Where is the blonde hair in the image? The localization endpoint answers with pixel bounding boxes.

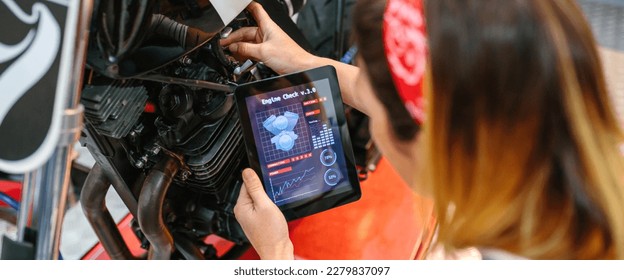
[423,0,624,259]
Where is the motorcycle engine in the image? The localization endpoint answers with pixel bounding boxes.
[78,0,285,259]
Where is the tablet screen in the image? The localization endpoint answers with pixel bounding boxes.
[236,66,361,219]
[244,78,351,206]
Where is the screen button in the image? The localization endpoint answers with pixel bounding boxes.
[324,168,341,186]
[320,148,337,166]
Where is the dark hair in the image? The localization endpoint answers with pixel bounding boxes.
[353,0,420,141]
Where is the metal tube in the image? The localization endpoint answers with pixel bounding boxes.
[80,164,134,260]
[30,169,43,231]
[16,170,39,242]
[173,233,205,260]
[31,0,93,260]
[33,106,84,259]
[138,156,180,260]
[34,148,72,260]
[68,0,93,108]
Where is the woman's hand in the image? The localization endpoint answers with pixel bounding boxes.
[234,168,294,260]
[222,2,367,115]
[220,2,317,75]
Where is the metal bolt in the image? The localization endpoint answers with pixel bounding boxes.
[149,145,161,155]
[180,170,191,181]
[134,160,145,169]
[180,56,192,65]
[134,155,149,169]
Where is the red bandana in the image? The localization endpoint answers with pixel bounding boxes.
[383,0,427,124]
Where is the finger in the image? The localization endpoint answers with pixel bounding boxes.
[236,182,253,208]
[220,27,259,46]
[228,42,263,62]
[247,2,276,29]
[242,168,272,206]
[234,182,254,216]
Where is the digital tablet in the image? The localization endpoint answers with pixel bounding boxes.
[235,66,361,220]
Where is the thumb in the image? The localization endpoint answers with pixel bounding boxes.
[229,42,263,61]
[236,181,253,209]
[242,168,272,206]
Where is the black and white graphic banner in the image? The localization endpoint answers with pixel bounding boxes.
[0,0,79,173]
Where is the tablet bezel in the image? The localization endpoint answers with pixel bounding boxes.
[234,65,361,221]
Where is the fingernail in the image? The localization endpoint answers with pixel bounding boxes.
[242,169,255,180]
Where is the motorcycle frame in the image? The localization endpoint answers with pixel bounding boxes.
[10,0,93,260]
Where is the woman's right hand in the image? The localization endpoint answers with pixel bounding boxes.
[220,2,318,75]
[222,2,367,116]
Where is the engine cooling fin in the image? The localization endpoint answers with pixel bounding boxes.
[82,80,148,139]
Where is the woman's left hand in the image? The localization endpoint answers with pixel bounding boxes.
[234,168,294,260]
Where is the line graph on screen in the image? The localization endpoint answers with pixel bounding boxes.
[270,167,318,203]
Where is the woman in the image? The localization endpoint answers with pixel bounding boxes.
[222,0,624,259]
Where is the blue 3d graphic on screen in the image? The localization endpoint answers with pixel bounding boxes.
[263,112,299,152]
[245,78,348,206]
